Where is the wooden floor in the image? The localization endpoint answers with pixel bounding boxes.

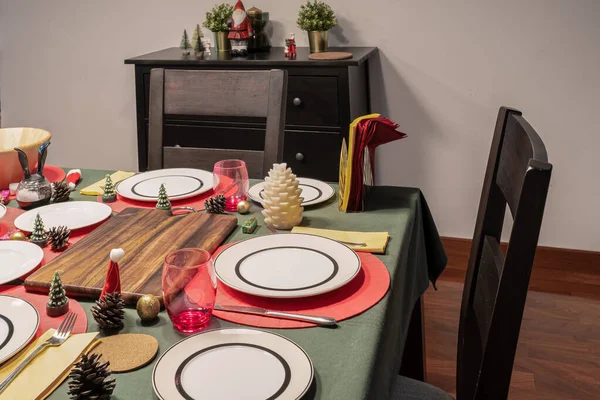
[424,280,600,399]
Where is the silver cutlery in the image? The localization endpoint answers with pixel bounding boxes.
[265,224,366,247]
[0,312,78,393]
[215,305,337,326]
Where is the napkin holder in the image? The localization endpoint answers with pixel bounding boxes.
[338,116,407,212]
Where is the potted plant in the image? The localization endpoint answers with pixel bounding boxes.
[203,3,234,52]
[297,0,337,53]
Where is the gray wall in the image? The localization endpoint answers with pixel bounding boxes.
[1,0,599,251]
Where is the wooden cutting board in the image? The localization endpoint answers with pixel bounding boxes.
[25,208,237,304]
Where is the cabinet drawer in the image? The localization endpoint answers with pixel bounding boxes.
[286,76,339,128]
[283,130,341,181]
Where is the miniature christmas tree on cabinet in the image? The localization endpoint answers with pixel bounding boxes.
[192,24,205,55]
[261,163,304,229]
[156,184,171,211]
[46,271,69,317]
[180,29,192,55]
[30,213,48,247]
[102,174,117,203]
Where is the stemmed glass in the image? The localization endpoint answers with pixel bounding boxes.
[162,248,217,333]
[213,159,249,212]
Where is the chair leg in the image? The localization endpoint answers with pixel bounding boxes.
[400,296,427,381]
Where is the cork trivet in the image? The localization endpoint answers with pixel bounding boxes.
[308,51,353,61]
[93,334,159,373]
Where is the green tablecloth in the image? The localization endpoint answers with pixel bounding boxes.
[9,169,446,400]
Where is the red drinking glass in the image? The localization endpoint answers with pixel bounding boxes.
[162,248,217,333]
[213,159,249,212]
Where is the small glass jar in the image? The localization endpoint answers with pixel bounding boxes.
[15,174,52,209]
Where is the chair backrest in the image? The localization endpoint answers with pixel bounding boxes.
[148,68,287,178]
[457,107,552,399]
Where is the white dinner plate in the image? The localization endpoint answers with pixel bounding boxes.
[14,201,112,232]
[0,296,39,364]
[248,178,335,207]
[214,233,361,298]
[0,204,6,220]
[153,328,313,400]
[116,168,214,202]
[0,241,44,285]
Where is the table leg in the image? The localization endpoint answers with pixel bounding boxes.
[399,296,427,381]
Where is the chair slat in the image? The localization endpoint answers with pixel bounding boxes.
[163,147,264,178]
[164,70,270,117]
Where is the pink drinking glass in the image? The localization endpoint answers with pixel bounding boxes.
[162,248,217,333]
[213,159,249,211]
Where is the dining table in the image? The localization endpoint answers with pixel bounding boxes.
[2,168,447,400]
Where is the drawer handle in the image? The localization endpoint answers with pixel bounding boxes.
[293,97,302,107]
[295,152,304,161]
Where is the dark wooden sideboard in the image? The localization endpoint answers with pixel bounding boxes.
[125,46,377,180]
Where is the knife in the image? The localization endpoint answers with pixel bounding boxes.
[214,305,337,326]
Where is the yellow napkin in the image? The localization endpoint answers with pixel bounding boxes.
[79,171,135,195]
[291,226,390,254]
[0,330,98,400]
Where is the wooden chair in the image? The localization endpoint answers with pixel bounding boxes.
[147,68,287,178]
[393,107,552,400]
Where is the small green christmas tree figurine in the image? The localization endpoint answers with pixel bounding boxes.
[180,29,192,54]
[46,271,69,317]
[156,183,171,211]
[30,213,48,247]
[192,24,204,52]
[194,34,206,55]
[102,174,117,203]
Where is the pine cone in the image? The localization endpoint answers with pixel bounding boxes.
[91,292,125,334]
[52,180,71,203]
[204,194,227,214]
[68,353,116,400]
[48,225,71,251]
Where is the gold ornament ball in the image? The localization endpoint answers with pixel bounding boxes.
[237,200,250,214]
[136,294,160,321]
[10,231,27,241]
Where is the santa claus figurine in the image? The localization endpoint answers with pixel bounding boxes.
[228,0,253,57]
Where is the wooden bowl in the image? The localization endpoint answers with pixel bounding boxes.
[0,128,52,190]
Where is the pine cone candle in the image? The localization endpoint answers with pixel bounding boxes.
[91,292,125,334]
[48,225,71,251]
[52,180,71,203]
[46,271,69,317]
[204,194,227,214]
[67,353,116,400]
[261,163,304,229]
[29,213,48,247]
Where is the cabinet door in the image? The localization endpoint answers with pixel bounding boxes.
[283,130,341,182]
[286,76,340,128]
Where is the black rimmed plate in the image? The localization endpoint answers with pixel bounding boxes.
[214,233,361,298]
[248,178,335,207]
[115,168,214,202]
[152,328,314,400]
[0,295,39,364]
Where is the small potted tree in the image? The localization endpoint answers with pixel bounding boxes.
[297,0,338,53]
[203,3,234,53]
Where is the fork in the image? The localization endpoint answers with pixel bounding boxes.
[0,312,77,393]
[265,223,367,247]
